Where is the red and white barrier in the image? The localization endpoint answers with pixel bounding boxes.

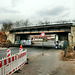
[19,48,23,53]
[7,49,11,57]
[19,45,23,53]
[0,49,27,75]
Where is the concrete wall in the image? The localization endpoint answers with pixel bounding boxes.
[68,33,72,46]
[5,32,15,44]
[8,33,15,44]
[71,27,75,44]
[68,26,75,46]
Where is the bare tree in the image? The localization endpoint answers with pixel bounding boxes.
[2,22,13,31]
[44,21,50,25]
[38,21,44,25]
[15,21,20,27]
[23,19,29,27]
[56,20,71,24]
[38,21,50,25]
[14,19,30,28]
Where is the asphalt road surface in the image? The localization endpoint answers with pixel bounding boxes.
[0,47,49,59]
[0,41,56,59]
[12,49,62,75]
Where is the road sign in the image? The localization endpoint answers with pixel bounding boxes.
[41,32,45,37]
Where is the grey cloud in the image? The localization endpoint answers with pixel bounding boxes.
[61,12,70,17]
[38,6,69,16]
[0,19,12,24]
[11,0,22,7]
[0,8,19,13]
[11,0,18,7]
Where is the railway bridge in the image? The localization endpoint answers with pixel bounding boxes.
[10,23,72,45]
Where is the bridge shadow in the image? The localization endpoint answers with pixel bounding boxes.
[13,44,62,50]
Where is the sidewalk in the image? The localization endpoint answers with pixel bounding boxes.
[0,47,8,50]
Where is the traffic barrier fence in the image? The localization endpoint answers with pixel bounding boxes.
[0,49,27,75]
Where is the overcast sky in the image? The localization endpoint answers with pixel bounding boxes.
[0,0,75,24]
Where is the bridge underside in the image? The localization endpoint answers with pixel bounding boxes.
[10,23,72,44]
[15,32,68,41]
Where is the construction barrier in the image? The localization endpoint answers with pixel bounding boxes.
[0,49,27,75]
[7,49,11,57]
[19,48,23,53]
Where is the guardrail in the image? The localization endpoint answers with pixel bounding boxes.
[0,49,27,75]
